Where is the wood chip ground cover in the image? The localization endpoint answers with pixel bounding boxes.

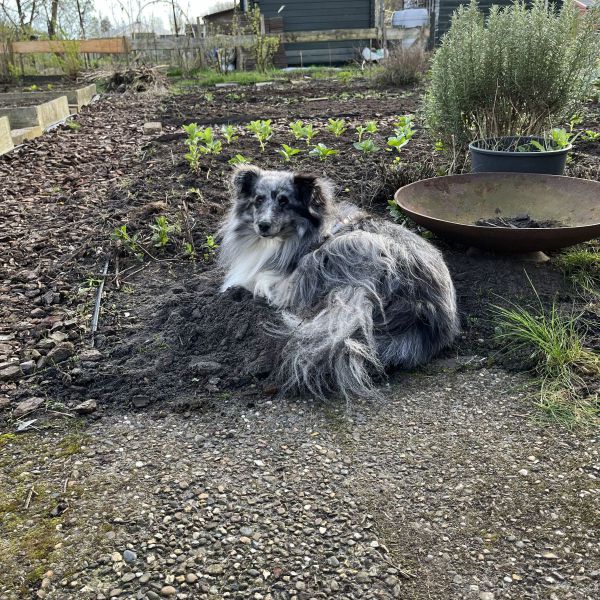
[0,76,599,600]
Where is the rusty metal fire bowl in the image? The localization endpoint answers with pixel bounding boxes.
[394,173,600,253]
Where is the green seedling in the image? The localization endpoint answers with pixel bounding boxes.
[365,121,378,134]
[203,235,218,261]
[434,140,445,152]
[183,123,202,171]
[327,118,346,137]
[309,143,339,161]
[354,139,380,154]
[112,225,142,259]
[356,121,378,142]
[228,154,250,165]
[67,121,81,131]
[247,119,273,151]
[150,216,180,248]
[289,120,317,145]
[183,242,196,260]
[387,199,409,225]
[278,144,301,162]
[290,120,307,140]
[204,92,215,102]
[221,124,238,144]
[581,130,600,142]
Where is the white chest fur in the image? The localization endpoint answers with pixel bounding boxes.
[221,236,284,301]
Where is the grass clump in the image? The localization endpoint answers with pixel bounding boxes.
[494,293,599,427]
[376,45,429,86]
[555,245,600,295]
[425,0,600,146]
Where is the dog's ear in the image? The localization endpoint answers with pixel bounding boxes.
[293,174,333,211]
[231,164,262,198]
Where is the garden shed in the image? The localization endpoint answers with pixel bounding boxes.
[244,0,376,65]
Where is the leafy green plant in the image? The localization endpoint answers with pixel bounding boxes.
[581,130,600,142]
[150,216,179,248]
[426,0,600,146]
[289,120,317,145]
[183,242,196,260]
[278,144,301,162]
[203,235,219,261]
[183,123,203,171]
[309,143,339,161]
[354,139,380,154]
[247,119,273,151]
[112,225,142,259]
[327,118,346,136]
[356,121,378,142]
[228,154,250,165]
[386,199,409,225]
[67,121,81,131]
[221,124,238,144]
[290,120,306,140]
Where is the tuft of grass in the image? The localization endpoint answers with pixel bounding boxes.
[555,245,600,295]
[493,293,599,427]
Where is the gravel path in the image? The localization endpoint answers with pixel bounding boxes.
[2,367,597,600]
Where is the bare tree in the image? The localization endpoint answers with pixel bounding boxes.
[47,0,59,37]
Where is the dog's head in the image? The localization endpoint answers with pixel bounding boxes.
[230,165,333,239]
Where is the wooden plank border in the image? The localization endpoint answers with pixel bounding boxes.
[12,37,130,55]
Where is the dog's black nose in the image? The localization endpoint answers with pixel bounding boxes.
[258,221,271,233]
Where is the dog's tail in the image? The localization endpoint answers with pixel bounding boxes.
[278,285,384,401]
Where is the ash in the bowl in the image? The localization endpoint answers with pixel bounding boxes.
[475,214,565,229]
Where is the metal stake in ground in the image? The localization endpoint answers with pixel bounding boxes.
[91,259,109,347]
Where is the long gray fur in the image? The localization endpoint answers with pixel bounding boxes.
[218,165,460,400]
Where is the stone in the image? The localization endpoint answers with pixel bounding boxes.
[123,549,137,563]
[79,349,102,362]
[185,573,198,583]
[46,342,75,364]
[13,397,44,417]
[132,395,150,408]
[0,396,10,410]
[121,573,136,583]
[518,469,529,476]
[74,399,97,415]
[0,363,21,381]
[111,551,123,562]
[109,590,122,598]
[20,360,36,375]
[479,593,495,600]
[143,122,163,135]
[205,564,224,575]
[327,556,340,568]
[188,358,223,375]
[356,571,370,582]
[160,586,176,597]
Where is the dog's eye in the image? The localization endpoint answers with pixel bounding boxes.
[255,195,265,205]
[278,196,289,206]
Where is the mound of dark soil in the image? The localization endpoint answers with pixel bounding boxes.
[475,215,564,228]
[78,272,285,409]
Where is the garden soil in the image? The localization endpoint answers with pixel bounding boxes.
[1,76,599,600]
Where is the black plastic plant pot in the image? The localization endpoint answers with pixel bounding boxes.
[469,136,571,175]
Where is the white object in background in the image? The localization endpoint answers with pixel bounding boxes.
[391,8,429,29]
[361,47,387,62]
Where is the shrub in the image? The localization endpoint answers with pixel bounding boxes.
[425,0,600,147]
[376,45,429,86]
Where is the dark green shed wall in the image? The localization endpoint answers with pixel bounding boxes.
[253,0,375,65]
